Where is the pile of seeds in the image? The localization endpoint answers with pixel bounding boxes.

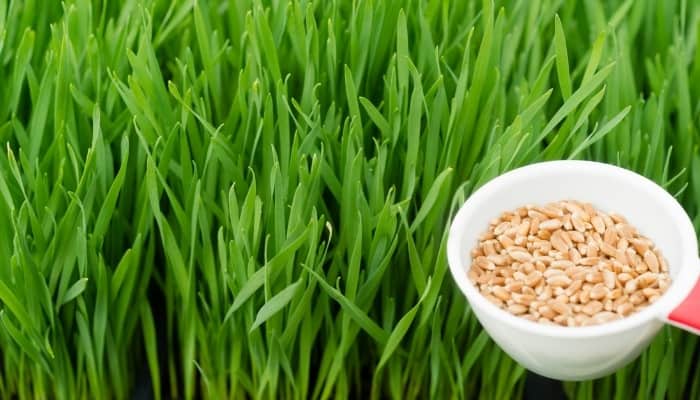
[468,200,672,327]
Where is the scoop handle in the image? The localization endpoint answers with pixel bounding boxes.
[666,276,700,335]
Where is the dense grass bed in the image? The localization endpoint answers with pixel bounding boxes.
[0,0,699,398]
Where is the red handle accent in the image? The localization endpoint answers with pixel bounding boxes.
[668,278,700,335]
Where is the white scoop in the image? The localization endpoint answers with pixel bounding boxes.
[447,160,700,380]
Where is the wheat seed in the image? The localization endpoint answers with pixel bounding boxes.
[468,201,672,327]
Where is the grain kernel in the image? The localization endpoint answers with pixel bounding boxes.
[550,232,569,253]
[490,276,506,285]
[484,294,503,306]
[542,205,564,218]
[540,219,563,231]
[487,254,509,266]
[497,234,515,248]
[606,288,622,300]
[565,279,583,296]
[616,302,634,316]
[629,292,645,306]
[494,221,511,235]
[582,301,603,316]
[492,286,511,301]
[538,305,556,319]
[600,242,617,258]
[569,248,582,263]
[569,231,585,243]
[521,262,535,273]
[657,253,669,272]
[529,217,540,235]
[547,275,572,287]
[509,250,533,262]
[524,271,542,287]
[517,221,530,237]
[560,231,574,248]
[589,283,608,300]
[579,288,590,303]
[477,273,492,285]
[591,216,606,234]
[630,238,649,255]
[468,269,481,282]
[571,213,586,232]
[512,293,535,306]
[543,268,566,278]
[637,272,657,288]
[604,299,614,311]
[551,260,575,269]
[615,249,628,265]
[569,293,579,304]
[643,250,659,273]
[610,213,627,223]
[506,281,523,293]
[575,314,590,326]
[508,304,528,314]
[550,301,571,315]
[585,272,603,284]
[593,311,621,323]
[603,270,616,289]
[522,286,536,296]
[613,295,629,309]
[537,286,552,301]
[579,257,600,266]
[586,242,599,257]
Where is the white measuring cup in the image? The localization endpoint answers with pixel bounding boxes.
[447,161,700,380]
